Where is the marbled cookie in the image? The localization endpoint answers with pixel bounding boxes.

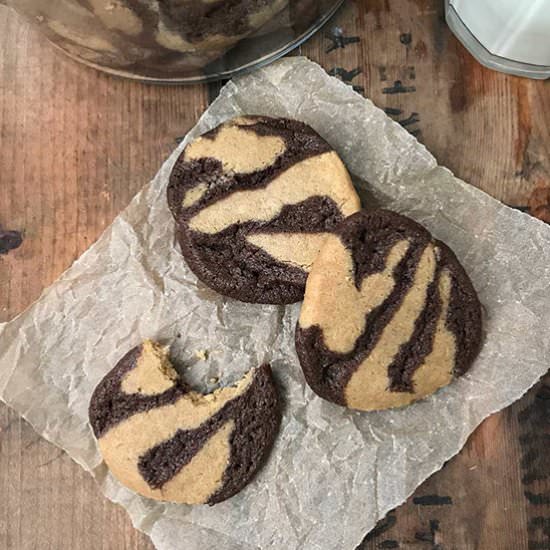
[156,0,289,53]
[89,340,280,504]
[167,116,361,304]
[295,210,483,411]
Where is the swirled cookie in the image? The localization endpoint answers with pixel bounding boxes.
[167,116,361,304]
[295,210,483,411]
[156,0,289,53]
[89,340,280,504]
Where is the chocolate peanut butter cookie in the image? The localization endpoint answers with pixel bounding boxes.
[89,340,280,504]
[295,210,482,411]
[156,0,289,52]
[11,0,291,78]
[167,116,361,304]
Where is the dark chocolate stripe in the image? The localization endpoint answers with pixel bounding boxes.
[158,0,274,41]
[177,196,346,304]
[336,243,430,387]
[296,242,428,405]
[137,364,280,504]
[209,365,280,504]
[442,245,484,377]
[89,345,189,439]
[386,264,444,393]
[381,240,482,390]
[296,209,483,408]
[167,117,333,223]
[338,207,433,287]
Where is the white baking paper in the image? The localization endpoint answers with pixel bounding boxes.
[1,57,549,550]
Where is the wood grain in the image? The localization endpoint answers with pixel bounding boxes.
[1,0,549,548]
[300,0,550,206]
[0,5,206,549]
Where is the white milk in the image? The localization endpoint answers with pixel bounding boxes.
[450,0,550,66]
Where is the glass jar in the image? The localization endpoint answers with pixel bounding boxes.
[1,0,344,82]
[446,0,550,80]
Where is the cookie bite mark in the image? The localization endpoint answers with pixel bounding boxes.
[300,236,410,354]
[121,340,178,396]
[89,344,280,505]
[245,232,331,271]
[97,369,254,501]
[138,364,280,504]
[188,152,358,234]
[184,123,286,174]
[345,245,439,410]
[89,345,189,439]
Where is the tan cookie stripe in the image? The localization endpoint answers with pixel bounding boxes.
[184,122,287,175]
[299,236,411,353]
[408,270,456,399]
[187,151,360,234]
[344,249,456,411]
[246,232,333,272]
[182,183,209,208]
[100,345,254,504]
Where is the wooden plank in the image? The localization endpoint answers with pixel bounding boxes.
[0,0,549,548]
[0,5,206,549]
[300,0,550,206]
[359,377,550,550]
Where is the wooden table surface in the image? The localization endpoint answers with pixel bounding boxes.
[1,1,549,549]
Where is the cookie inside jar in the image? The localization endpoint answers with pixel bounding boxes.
[4,0,344,81]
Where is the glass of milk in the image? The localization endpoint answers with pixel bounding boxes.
[446,0,550,79]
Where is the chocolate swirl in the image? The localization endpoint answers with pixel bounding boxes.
[167,116,361,304]
[296,210,483,411]
[89,341,280,504]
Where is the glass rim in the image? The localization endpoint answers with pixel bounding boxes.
[445,0,550,80]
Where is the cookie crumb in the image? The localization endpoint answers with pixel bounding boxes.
[195,349,209,361]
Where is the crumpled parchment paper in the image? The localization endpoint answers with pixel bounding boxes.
[1,57,549,550]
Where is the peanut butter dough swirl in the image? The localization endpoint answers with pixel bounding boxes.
[167,116,361,304]
[296,210,483,412]
[89,340,280,504]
